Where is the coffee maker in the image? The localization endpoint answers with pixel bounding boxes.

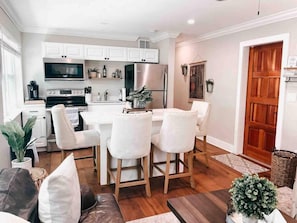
[27,81,39,100]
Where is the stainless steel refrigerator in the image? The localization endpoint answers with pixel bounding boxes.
[125,63,168,109]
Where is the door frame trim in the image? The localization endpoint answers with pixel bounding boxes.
[234,33,289,155]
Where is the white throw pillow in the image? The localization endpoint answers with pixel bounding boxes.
[38,153,81,223]
[0,212,30,223]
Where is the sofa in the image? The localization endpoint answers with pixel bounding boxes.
[0,154,124,223]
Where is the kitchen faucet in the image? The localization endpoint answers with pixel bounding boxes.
[104,89,108,101]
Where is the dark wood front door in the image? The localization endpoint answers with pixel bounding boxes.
[243,42,282,165]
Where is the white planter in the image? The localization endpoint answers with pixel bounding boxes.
[11,157,32,170]
[242,215,258,223]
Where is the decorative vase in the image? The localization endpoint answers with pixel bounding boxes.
[11,157,32,170]
[133,98,146,109]
[89,71,97,78]
[242,215,258,223]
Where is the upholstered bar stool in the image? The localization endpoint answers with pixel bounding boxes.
[191,101,211,167]
[150,110,197,194]
[106,112,152,200]
[51,104,101,183]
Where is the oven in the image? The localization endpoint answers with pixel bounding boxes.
[46,88,87,152]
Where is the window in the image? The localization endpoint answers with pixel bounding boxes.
[0,30,23,121]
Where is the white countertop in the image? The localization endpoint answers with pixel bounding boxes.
[80,108,181,125]
[87,100,126,105]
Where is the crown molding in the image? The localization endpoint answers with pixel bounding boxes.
[0,0,22,31]
[150,32,180,43]
[177,7,297,48]
[22,26,141,41]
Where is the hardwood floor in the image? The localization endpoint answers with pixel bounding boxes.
[37,140,262,221]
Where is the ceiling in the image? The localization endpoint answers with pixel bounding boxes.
[1,0,297,43]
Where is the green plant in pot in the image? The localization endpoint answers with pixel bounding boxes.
[0,116,37,167]
[229,174,277,222]
[126,85,152,108]
[88,68,98,78]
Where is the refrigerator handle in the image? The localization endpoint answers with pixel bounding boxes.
[163,70,168,108]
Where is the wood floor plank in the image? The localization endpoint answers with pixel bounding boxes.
[37,141,259,221]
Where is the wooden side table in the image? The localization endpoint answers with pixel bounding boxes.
[30,167,48,190]
[167,189,297,223]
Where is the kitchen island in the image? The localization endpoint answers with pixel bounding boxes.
[81,108,183,185]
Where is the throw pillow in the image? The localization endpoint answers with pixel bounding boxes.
[0,212,30,223]
[38,153,81,223]
[0,168,38,221]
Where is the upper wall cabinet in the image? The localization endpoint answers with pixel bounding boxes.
[42,42,159,63]
[84,45,127,62]
[126,48,159,63]
[42,42,84,59]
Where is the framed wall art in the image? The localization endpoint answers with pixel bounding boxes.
[189,61,206,101]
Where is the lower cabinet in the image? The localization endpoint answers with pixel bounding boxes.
[22,102,47,148]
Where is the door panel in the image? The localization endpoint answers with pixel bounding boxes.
[243,42,282,165]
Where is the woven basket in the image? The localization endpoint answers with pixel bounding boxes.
[270,150,297,188]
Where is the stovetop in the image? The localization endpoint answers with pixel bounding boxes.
[45,88,87,108]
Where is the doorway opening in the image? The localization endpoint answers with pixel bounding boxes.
[234,34,289,166]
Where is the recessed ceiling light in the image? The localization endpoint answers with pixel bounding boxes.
[187,19,195,25]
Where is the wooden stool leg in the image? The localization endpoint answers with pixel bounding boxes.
[143,156,151,197]
[137,158,141,180]
[164,153,171,194]
[203,136,209,167]
[115,159,122,200]
[107,149,111,185]
[176,153,180,173]
[188,151,195,188]
[96,145,101,184]
[150,146,154,177]
[61,150,66,161]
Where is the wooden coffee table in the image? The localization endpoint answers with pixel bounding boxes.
[167,189,297,223]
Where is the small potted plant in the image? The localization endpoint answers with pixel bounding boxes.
[229,174,277,222]
[0,116,37,169]
[126,86,152,108]
[88,68,98,79]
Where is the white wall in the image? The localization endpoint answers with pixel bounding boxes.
[175,18,297,153]
[0,8,22,169]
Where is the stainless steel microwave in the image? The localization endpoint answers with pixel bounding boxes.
[44,58,85,81]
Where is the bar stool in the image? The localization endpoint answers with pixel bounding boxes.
[191,101,211,166]
[106,112,152,200]
[150,110,197,194]
[51,104,101,183]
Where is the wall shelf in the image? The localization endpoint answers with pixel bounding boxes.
[88,77,123,80]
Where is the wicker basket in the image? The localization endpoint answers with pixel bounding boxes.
[270,150,297,188]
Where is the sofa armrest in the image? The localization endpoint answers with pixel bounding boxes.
[80,193,124,223]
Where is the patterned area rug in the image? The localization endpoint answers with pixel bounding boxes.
[211,153,269,174]
[126,212,179,223]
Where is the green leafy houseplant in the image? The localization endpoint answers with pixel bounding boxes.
[88,68,98,73]
[126,86,152,108]
[229,174,277,220]
[0,116,37,162]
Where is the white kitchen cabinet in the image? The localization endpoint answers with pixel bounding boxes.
[84,45,127,61]
[22,102,47,148]
[42,42,84,59]
[127,48,159,63]
[43,41,159,62]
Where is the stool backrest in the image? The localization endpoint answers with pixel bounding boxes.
[159,111,197,153]
[191,101,211,135]
[51,104,76,149]
[109,112,152,159]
